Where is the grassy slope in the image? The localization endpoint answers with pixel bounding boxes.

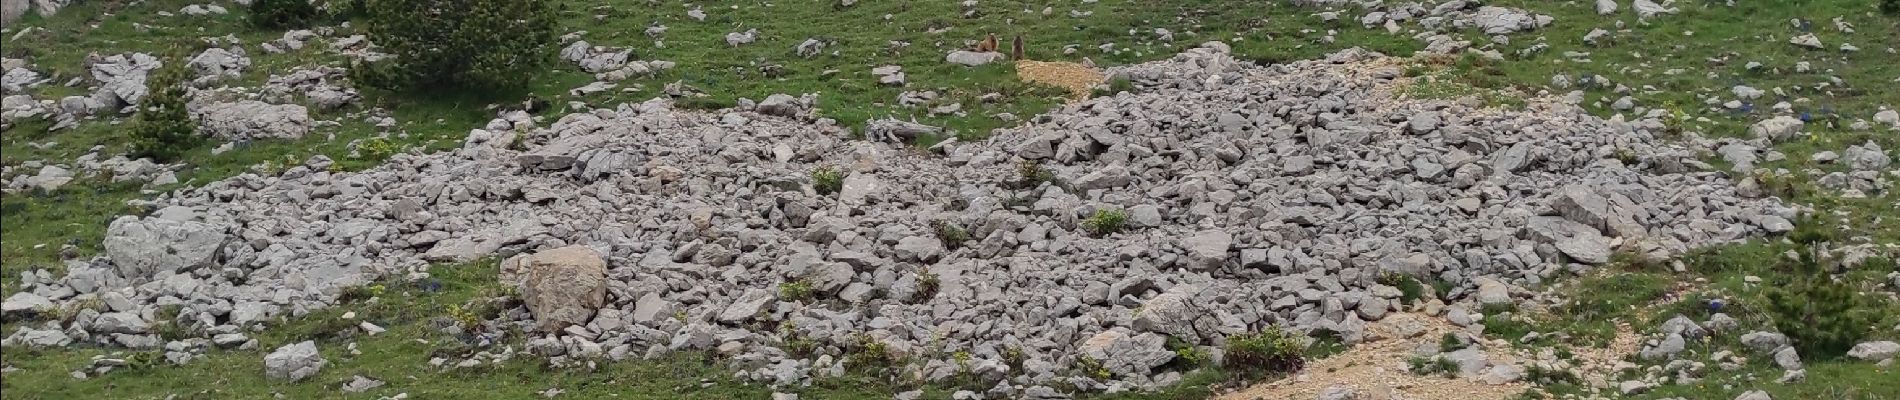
[2,0,1897,398]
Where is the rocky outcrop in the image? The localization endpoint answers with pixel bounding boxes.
[263,341,325,382]
[192,100,311,140]
[103,215,228,280]
[14,44,1788,392]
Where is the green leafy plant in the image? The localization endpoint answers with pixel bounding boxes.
[778,280,814,302]
[1014,160,1056,188]
[249,0,320,29]
[1438,333,1467,353]
[1378,272,1429,305]
[1082,208,1127,237]
[1406,355,1458,378]
[354,137,399,159]
[446,304,484,333]
[1765,249,1875,360]
[811,166,845,195]
[845,333,898,372]
[1075,355,1113,379]
[911,268,941,302]
[354,0,558,91]
[130,60,202,163]
[933,220,970,249]
[778,321,818,357]
[1090,76,1135,97]
[1224,326,1307,376]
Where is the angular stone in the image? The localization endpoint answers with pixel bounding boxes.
[514,246,609,332]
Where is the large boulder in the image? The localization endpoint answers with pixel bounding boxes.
[1550,185,1647,239]
[187,47,251,83]
[89,53,162,109]
[1848,341,1899,362]
[1181,230,1232,270]
[1076,329,1174,377]
[945,51,1003,66]
[264,341,325,382]
[103,216,228,280]
[1523,216,1611,264]
[193,101,311,140]
[1749,116,1804,142]
[509,245,609,332]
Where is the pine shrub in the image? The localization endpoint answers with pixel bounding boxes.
[249,0,320,29]
[1764,248,1875,360]
[130,61,202,162]
[354,0,558,91]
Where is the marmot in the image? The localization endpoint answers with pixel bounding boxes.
[976,33,998,52]
[1011,35,1024,60]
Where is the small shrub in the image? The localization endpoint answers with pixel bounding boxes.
[1014,160,1056,188]
[778,280,814,302]
[811,166,845,195]
[845,334,897,371]
[1075,355,1113,379]
[249,0,320,29]
[1090,76,1135,97]
[1003,346,1027,369]
[911,268,941,302]
[1224,326,1307,376]
[130,61,202,163]
[351,137,400,159]
[1379,273,1429,305]
[354,0,558,91]
[1407,355,1458,378]
[1438,333,1467,353]
[778,322,818,357]
[447,304,484,333]
[1524,364,1581,385]
[1082,208,1127,237]
[933,220,970,249]
[1765,249,1875,359]
[1883,0,1900,15]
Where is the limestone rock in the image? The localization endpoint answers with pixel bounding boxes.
[515,246,609,332]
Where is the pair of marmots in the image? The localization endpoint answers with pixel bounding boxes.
[975,34,1024,60]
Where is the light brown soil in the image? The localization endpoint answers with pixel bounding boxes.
[1216,313,1530,400]
[1015,60,1103,101]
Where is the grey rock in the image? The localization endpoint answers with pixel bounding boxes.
[1316,385,1359,400]
[718,289,775,323]
[894,236,945,263]
[1847,341,1899,362]
[514,246,609,332]
[1618,380,1651,395]
[1524,216,1611,264]
[341,375,384,393]
[1773,346,1802,370]
[103,216,227,280]
[1182,230,1232,270]
[1639,333,1686,360]
[1741,331,1789,354]
[1444,348,1489,376]
[946,50,1004,66]
[264,341,325,382]
[1749,116,1804,142]
[1,291,51,316]
[193,101,311,140]
[1735,390,1771,400]
[1595,0,1618,15]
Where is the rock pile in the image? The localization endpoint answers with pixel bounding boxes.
[2,44,1792,395]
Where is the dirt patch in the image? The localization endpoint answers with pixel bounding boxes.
[1015,60,1103,101]
[1217,313,1530,400]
